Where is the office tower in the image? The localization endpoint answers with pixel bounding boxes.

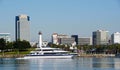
[111,32,120,44]
[71,35,78,45]
[92,30,109,45]
[15,14,30,41]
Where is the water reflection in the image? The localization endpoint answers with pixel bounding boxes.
[92,57,114,68]
[114,58,120,69]
[0,57,120,70]
[0,58,29,70]
[29,59,73,70]
[15,59,29,70]
[73,57,93,69]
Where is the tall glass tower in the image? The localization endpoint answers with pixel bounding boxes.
[15,14,30,41]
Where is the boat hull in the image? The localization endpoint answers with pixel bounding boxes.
[22,55,73,59]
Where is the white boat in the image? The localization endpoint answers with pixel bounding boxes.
[22,47,74,59]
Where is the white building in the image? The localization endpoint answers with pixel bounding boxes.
[52,33,69,45]
[111,32,120,44]
[57,34,69,38]
[59,38,75,45]
[52,33,58,44]
[78,37,92,45]
[0,33,11,42]
[93,30,109,45]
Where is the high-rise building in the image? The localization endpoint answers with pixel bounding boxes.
[92,30,109,45]
[71,35,78,45]
[15,14,30,41]
[111,32,120,44]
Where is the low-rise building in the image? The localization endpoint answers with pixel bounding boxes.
[52,33,69,45]
[59,38,75,45]
[0,33,11,42]
[78,37,92,45]
[71,35,78,45]
[111,32,120,44]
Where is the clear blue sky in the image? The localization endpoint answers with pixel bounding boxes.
[0,0,120,42]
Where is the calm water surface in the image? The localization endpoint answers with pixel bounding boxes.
[0,57,120,70]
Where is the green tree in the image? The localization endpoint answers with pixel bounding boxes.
[13,40,31,51]
[112,44,120,54]
[6,42,13,51]
[0,38,6,56]
[0,38,6,51]
[22,40,31,49]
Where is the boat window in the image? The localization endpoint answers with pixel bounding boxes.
[42,49,54,51]
[44,53,56,55]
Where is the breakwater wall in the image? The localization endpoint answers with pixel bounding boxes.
[78,53,115,57]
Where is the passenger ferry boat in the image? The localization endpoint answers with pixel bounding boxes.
[23,47,74,59]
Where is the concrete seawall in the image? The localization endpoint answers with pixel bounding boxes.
[78,53,115,57]
[0,54,25,58]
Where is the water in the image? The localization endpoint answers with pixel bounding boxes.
[0,57,120,70]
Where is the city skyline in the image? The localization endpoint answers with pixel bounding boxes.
[0,0,120,41]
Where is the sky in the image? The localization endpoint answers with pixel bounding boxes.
[0,0,120,42]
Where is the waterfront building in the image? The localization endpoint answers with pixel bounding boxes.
[15,14,30,41]
[0,33,11,42]
[78,37,92,45]
[57,34,69,38]
[111,32,120,44]
[59,38,75,45]
[57,34,69,44]
[52,33,58,45]
[92,30,109,45]
[71,35,78,45]
[51,33,69,45]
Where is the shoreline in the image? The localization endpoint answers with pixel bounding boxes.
[0,54,25,58]
[78,53,115,57]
